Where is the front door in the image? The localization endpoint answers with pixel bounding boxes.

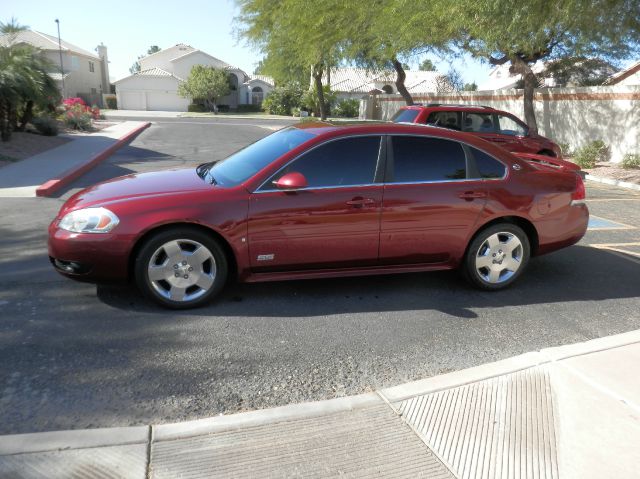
[248,135,384,272]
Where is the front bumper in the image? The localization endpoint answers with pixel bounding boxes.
[48,221,132,282]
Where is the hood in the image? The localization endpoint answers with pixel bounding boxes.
[61,168,214,213]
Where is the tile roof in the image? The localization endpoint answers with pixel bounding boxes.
[0,30,99,58]
[114,68,184,84]
[323,67,445,93]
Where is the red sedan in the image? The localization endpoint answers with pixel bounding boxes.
[49,122,588,309]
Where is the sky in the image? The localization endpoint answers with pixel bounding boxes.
[4,0,494,85]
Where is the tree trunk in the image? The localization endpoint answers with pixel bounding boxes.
[312,63,327,121]
[511,57,538,134]
[392,58,413,106]
[1,99,12,142]
[0,99,7,142]
[18,100,34,131]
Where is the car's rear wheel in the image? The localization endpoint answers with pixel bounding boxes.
[463,223,530,290]
[134,227,228,309]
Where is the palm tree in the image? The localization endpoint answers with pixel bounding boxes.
[0,19,60,140]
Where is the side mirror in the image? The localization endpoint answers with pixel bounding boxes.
[274,172,308,190]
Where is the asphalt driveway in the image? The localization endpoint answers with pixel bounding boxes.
[1,118,638,434]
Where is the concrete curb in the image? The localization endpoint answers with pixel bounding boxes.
[2,330,639,456]
[35,122,151,197]
[0,426,149,456]
[585,173,640,191]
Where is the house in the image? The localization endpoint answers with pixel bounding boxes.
[114,44,274,111]
[604,60,640,86]
[324,68,448,100]
[477,62,552,90]
[0,30,110,106]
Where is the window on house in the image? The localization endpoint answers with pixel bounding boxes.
[70,56,79,71]
[89,61,95,73]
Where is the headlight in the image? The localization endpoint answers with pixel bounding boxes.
[58,207,120,233]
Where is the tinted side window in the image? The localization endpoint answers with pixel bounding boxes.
[470,147,506,179]
[266,136,381,189]
[426,111,461,130]
[391,136,466,182]
[463,113,496,133]
[391,109,420,123]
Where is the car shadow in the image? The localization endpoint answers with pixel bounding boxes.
[96,245,640,319]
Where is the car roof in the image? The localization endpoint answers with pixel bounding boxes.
[399,104,501,113]
[289,121,518,162]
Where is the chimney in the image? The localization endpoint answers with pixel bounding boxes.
[96,43,111,93]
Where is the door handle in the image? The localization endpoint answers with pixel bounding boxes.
[458,191,487,201]
[346,197,376,208]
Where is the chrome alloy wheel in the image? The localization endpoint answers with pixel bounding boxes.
[475,232,523,284]
[147,239,216,302]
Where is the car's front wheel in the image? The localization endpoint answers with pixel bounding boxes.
[463,223,530,290]
[134,227,228,309]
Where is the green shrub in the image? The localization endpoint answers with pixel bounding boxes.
[301,85,337,117]
[621,153,640,169]
[573,140,609,169]
[237,104,262,113]
[63,105,92,130]
[558,142,571,156]
[31,116,59,136]
[217,104,230,113]
[333,98,360,118]
[262,83,304,116]
[106,97,117,109]
[187,103,207,112]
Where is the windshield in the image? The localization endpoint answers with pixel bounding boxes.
[197,127,315,186]
[391,109,420,123]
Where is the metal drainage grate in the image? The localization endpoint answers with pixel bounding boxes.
[396,366,558,479]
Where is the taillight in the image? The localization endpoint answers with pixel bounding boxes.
[571,174,586,203]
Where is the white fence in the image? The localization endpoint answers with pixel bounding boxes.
[359,85,640,163]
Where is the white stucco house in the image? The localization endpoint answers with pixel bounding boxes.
[604,60,640,86]
[0,30,110,106]
[324,68,448,100]
[114,44,274,111]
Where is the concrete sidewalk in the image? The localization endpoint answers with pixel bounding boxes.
[1,331,639,478]
[0,121,150,198]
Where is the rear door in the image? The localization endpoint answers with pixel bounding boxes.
[379,135,487,264]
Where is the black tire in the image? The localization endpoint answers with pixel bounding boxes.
[463,223,530,291]
[134,227,228,309]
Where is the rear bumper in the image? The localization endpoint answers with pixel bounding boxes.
[48,221,131,282]
[536,203,589,255]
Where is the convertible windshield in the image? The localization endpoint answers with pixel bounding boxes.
[198,127,315,186]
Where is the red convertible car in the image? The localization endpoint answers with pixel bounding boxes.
[49,122,588,309]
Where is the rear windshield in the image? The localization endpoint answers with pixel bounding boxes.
[391,109,420,123]
[200,127,315,187]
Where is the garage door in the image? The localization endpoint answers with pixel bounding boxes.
[120,91,145,110]
[146,92,188,112]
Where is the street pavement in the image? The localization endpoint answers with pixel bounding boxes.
[0,117,639,437]
[2,331,639,478]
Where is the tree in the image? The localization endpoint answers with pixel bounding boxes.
[540,57,617,87]
[419,58,436,71]
[339,1,453,106]
[463,82,478,91]
[236,0,355,120]
[438,0,640,133]
[0,19,60,141]
[178,65,231,112]
[129,45,162,74]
